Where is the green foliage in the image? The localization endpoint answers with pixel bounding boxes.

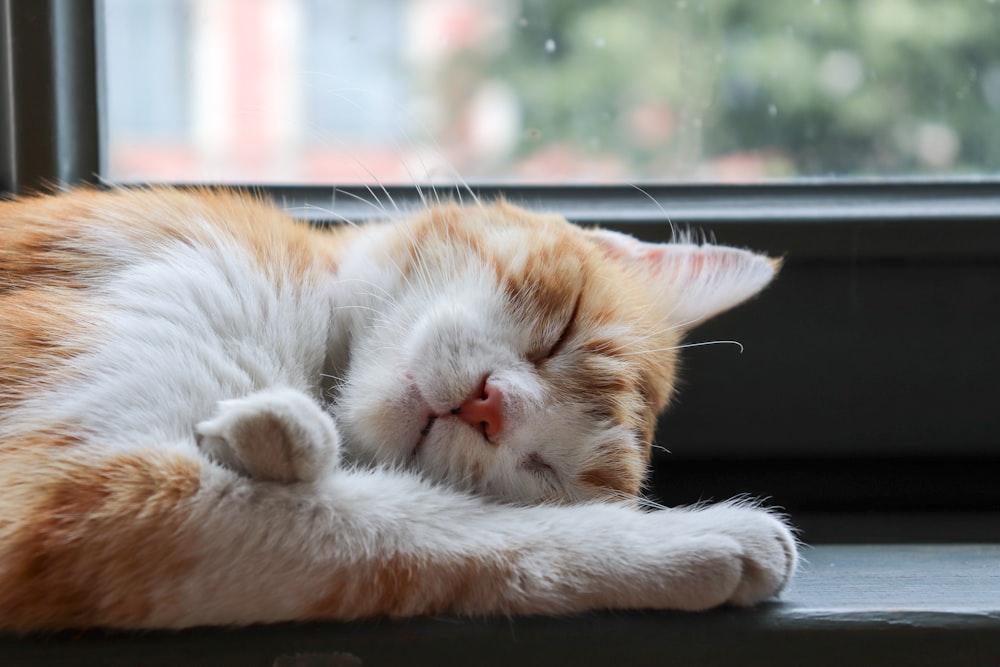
[429,0,1000,179]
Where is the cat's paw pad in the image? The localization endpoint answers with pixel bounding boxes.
[196,388,339,483]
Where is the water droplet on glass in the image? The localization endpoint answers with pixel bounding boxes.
[545,38,556,53]
[819,50,865,96]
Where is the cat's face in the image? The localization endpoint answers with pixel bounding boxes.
[335,202,776,503]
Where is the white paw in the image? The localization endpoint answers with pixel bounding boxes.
[196,388,340,483]
[686,502,798,607]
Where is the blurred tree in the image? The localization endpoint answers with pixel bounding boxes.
[428,0,1000,180]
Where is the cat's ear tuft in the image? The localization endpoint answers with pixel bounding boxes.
[587,229,780,329]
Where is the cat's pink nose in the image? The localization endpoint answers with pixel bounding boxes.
[455,379,504,442]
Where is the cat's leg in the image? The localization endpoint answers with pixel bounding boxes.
[0,453,797,629]
[168,468,797,625]
[195,387,339,483]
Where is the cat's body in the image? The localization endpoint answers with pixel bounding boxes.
[0,188,795,630]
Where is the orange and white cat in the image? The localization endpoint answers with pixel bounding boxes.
[0,188,795,630]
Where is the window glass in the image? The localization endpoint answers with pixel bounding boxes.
[103,0,1000,184]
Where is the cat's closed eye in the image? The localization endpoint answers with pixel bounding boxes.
[528,291,582,365]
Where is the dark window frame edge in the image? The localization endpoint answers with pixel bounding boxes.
[0,0,101,194]
[249,181,1000,262]
[265,179,1000,225]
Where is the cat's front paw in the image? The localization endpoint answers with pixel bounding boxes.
[692,502,798,606]
[196,388,340,483]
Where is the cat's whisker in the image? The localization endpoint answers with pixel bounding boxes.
[650,442,671,455]
[663,314,708,332]
[355,164,402,221]
[638,301,710,353]
[359,182,390,220]
[333,279,401,307]
[288,84,402,219]
[395,142,438,211]
[635,496,669,512]
[362,183,430,291]
[292,204,361,230]
[629,184,676,238]
[288,204,358,229]
[369,343,405,356]
[624,311,708,352]
[394,152,430,211]
[588,272,688,344]
[387,97,483,211]
[335,158,403,216]
[331,304,386,317]
[407,232,442,302]
[328,188,390,220]
[329,194,412,303]
[319,372,348,401]
[620,340,745,357]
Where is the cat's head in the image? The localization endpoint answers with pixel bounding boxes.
[335,201,777,503]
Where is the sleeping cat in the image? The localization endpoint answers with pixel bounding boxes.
[0,187,795,630]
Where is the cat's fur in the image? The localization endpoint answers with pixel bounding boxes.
[0,188,795,630]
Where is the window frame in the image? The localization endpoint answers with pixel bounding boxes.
[0,0,101,193]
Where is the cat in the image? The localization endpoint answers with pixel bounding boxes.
[0,187,796,630]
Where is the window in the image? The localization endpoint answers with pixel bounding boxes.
[102,0,1000,184]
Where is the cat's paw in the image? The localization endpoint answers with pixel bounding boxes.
[196,388,340,483]
[689,502,798,606]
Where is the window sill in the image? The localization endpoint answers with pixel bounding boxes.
[5,541,999,666]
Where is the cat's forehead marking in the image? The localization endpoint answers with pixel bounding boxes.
[402,201,594,311]
[499,246,584,314]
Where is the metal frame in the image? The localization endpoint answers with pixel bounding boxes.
[283,179,1000,224]
[1,0,101,194]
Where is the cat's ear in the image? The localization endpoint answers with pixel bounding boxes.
[587,229,780,329]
